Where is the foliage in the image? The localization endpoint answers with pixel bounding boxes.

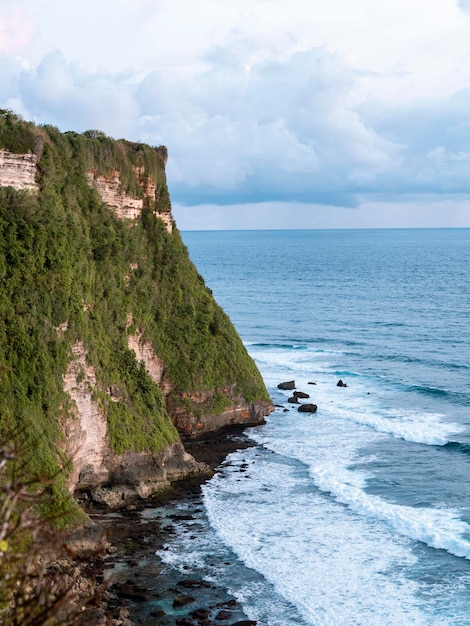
[0,114,269,521]
[0,110,45,155]
[0,441,98,625]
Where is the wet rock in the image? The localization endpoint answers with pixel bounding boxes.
[64,523,107,560]
[216,609,233,620]
[308,381,317,385]
[337,379,348,387]
[176,618,196,626]
[113,581,150,602]
[192,607,211,619]
[277,380,296,390]
[287,396,299,404]
[293,391,310,399]
[177,579,211,589]
[173,595,196,607]
[298,403,318,413]
[231,621,257,626]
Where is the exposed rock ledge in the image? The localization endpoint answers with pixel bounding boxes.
[170,388,272,439]
[62,341,208,508]
[0,150,172,232]
[86,168,173,232]
[127,319,272,438]
[0,149,38,191]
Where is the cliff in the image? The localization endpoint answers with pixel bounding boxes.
[0,110,272,519]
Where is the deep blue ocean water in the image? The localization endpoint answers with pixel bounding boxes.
[160,228,470,625]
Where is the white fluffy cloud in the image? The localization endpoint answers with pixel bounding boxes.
[1,0,470,224]
[135,46,402,205]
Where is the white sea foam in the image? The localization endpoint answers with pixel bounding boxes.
[252,343,465,447]
[335,406,465,446]
[203,447,433,626]
[251,411,470,562]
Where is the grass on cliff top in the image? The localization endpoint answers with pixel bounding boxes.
[0,115,269,523]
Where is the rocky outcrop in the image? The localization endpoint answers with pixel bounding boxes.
[169,387,272,439]
[0,149,38,191]
[278,380,296,390]
[298,403,318,413]
[89,443,206,508]
[127,320,272,438]
[62,341,207,506]
[62,341,110,490]
[86,169,142,220]
[127,325,174,395]
[86,168,173,232]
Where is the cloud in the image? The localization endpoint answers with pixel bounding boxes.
[359,88,470,193]
[15,51,139,138]
[1,38,470,211]
[458,0,470,12]
[136,46,400,205]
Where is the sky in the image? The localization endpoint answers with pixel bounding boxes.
[1,0,470,229]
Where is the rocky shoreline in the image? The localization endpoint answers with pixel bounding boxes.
[78,428,259,626]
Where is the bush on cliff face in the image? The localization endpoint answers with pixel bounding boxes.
[0,114,270,521]
[0,441,100,625]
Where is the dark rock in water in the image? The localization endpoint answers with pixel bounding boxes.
[298,404,318,413]
[176,618,196,626]
[177,579,211,589]
[278,380,296,390]
[293,391,310,399]
[231,621,258,625]
[283,408,289,412]
[192,607,211,620]
[215,609,233,620]
[337,379,348,387]
[287,396,299,403]
[274,404,284,408]
[173,595,196,607]
[308,381,317,385]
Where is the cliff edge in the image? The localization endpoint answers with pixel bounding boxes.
[0,110,272,518]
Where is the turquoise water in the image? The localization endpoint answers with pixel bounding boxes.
[165,228,470,624]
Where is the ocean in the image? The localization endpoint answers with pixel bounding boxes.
[158,228,470,625]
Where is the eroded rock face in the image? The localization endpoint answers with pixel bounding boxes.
[127,328,174,395]
[62,341,110,491]
[169,387,272,439]
[0,149,38,191]
[86,168,173,232]
[62,341,207,506]
[127,323,272,438]
[91,443,205,507]
[86,169,144,220]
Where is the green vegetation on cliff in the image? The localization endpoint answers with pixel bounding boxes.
[0,111,270,520]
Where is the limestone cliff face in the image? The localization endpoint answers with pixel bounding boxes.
[0,149,38,191]
[169,387,272,438]
[127,316,271,439]
[86,168,173,232]
[0,147,171,230]
[127,324,174,395]
[62,342,207,505]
